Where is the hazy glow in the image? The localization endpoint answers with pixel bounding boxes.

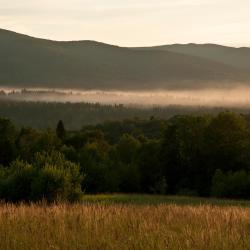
[3,87,250,107]
[1,0,250,46]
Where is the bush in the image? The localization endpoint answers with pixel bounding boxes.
[151,177,168,195]
[0,151,84,202]
[211,169,250,199]
[0,160,36,202]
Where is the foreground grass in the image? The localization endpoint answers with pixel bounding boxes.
[0,200,250,249]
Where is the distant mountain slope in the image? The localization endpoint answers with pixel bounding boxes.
[147,44,250,70]
[0,29,250,90]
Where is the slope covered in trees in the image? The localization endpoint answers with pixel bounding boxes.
[1,29,250,90]
[145,43,250,70]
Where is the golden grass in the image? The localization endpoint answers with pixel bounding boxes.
[0,203,249,250]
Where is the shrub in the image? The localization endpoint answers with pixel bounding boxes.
[0,160,36,202]
[151,177,168,195]
[0,151,84,202]
[211,169,250,199]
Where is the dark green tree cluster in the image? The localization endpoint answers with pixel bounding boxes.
[0,152,83,202]
[0,112,250,201]
[161,112,250,198]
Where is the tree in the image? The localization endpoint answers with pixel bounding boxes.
[79,142,113,193]
[56,120,66,139]
[204,112,250,173]
[136,139,162,193]
[161,115,211,195]
[0,118,17,165]
[16,128,61,161]
[115,134,141,164]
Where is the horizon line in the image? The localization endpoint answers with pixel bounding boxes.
[1,27,249,49]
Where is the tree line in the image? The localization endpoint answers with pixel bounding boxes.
[0,99,245,129]
[0,111,250,202]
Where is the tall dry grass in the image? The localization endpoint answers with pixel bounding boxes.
[0,203,249,250]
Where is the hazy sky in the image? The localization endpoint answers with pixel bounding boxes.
[1,0,250,47]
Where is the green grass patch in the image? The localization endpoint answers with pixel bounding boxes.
[82,194,250,206]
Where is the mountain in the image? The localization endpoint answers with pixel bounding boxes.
[145,43,250,70]
[0,28,250,90]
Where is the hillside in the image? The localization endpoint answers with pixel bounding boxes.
[0,29,250,90]
[147,43,250,70]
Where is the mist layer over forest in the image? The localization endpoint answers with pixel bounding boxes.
[2,87,250,107]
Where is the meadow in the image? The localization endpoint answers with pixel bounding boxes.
[0,195,250,250]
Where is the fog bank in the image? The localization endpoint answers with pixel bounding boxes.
[2,87,250,107]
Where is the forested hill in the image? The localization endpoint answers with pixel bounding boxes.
[1,28,250,90]
[138,43,250,70]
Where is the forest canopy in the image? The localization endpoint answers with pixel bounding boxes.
[0,112,250,201]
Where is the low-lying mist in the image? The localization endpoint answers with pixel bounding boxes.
[2,87,250,107]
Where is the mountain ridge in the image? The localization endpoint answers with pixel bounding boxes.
[1,28,250,90]
[140,43,250,70]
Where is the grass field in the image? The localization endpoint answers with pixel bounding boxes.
[82,194,250,206]
[0,195,250,250]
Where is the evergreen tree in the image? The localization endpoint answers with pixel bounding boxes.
[56,120,66,139]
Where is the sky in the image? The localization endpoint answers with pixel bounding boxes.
[0,0,250,47]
